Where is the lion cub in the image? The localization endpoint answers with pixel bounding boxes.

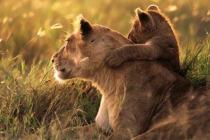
[105,5,181,72]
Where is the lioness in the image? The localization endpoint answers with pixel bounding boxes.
[105,5,181,73]
[52,15,210,140]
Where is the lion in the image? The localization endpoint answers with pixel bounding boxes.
[52,15,210,140]
[105,5,181,73]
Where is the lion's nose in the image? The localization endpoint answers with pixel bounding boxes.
[51,58,54,63]
[52,53,59,63]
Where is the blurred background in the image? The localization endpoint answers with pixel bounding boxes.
[0,0,209,66]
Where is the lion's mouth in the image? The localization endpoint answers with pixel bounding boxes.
[54,68,72,81]
[53,63,72,80]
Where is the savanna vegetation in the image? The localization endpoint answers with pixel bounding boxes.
[0,0,210,139]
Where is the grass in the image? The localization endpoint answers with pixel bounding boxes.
[0,57,101,139]
[0,0,210,139]
[181,38,210,86]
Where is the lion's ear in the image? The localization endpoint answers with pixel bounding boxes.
[74,14,92,36]
[135,8,155,30]
[147,5,160,11]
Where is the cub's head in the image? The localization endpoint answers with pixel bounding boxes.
[52,15,131,81]
[128,5,174,43]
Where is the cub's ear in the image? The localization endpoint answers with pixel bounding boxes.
[74,14,92,36]
[135,8,155,30]
[147,5,160,11]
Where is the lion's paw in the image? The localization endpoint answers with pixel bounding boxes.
[105,51,123,68]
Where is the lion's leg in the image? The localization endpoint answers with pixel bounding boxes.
[59,97,112,139]
[106,120,143,140]
[107,128,140,140]
[57,96,112,139]
[131,122,187,140]
[105,88,156,140]
[106,106,148,139]
[95,96,112,132]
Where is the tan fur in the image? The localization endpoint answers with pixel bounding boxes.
[105,5,181,72]
[52,15,210,140]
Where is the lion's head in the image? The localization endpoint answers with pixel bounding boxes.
[52,15,131,81]
[128,5,175,44]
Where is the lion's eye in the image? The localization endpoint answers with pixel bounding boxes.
[66,38,70,43]
[91,39,95,43]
